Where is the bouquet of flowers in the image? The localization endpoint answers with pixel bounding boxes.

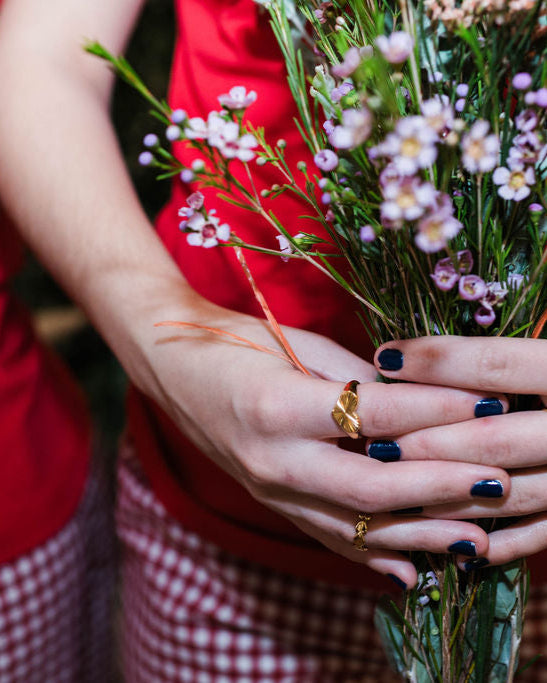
[88,0,547,678]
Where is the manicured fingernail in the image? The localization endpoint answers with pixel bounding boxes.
[448,540,477,557]
[474,398,503,418]
[471,479,504,498]
[387,573,407,590]
[391,506,423,516]
[464,557,489,572]
[368,440,401,462]
[378,348,404,371]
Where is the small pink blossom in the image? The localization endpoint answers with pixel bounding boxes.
[508,273,525,289]
[461,120,500,174]
[208,118,258,161]
[493,162,535,201]
[375,31,414,64]
[313,2,333,24]
[187,192,204,210]
[515,109,538,132]
[421,97,454,134]
[330,82,353,103]
[314,149,339,171]
[359,225,376,242]
[276,233,304,261]
[184,213,230,248]
[331,47,370,79]
[328,107,372,149]
[218,86,257,110]
[377,116,438,175]
[474,305,496,327]
[415,193,462,253]
[459,275,487,301]
[430,262,459,290]
[380,177,436,225]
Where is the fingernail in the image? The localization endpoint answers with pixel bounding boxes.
[391,506,423,516]
[378,348,404,371]
[387,573,407,590]
[448,540,477,557]
[464,557,489,572]
[368,440,401,462]
[471,479,504,498]
[474,398,503,418]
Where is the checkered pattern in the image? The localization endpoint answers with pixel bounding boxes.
[0,463,116,683]
[118,445,547,682]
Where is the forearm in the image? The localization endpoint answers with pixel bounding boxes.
[0,0,219,396]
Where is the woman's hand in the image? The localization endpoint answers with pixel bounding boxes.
[372,335,547,571]
[146,309,512,587]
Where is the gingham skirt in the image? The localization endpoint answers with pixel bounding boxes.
[115,446,544,682]
[0,458,116,683]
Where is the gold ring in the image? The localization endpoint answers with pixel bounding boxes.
[331,380,361,439]
[353,512,372,552]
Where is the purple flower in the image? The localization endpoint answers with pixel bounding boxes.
[380,177,436,225]
[166,125,182,142]
[483,281,508,307]
[461,121,500,174]
[313,2,333,24]
[138,151,153,166]
[314,149,339,171]
[509,131,547,166]
[323,119,335,136]
[456,83,469,97]
[474,305,496,327]
[515,109,538,132]
[377,116,438,176]
[375,31,414,64]
[529,203,543,214]
[328,108,372,149]
[208,118,258,161]
[512,72,532,90]
[143,133,159,147]
[421,97,454,134]
[276,233,304,261]
[493,162,535,201]
[459,275,487,301]
[180,168,195,183]
[331,47,369,79]
[218,86,257,110]
[435,249,473,276]
[415,194,462,253]
[321,192,332,204]
[455,99,466,113]
[508,273,525,289]
[185,213,230,248]
[171,109,187,124]
[535,88,547,108]
[359,225,376,242]
[430,262,459,291]
[331,82,353,103]
[187,191,205,210]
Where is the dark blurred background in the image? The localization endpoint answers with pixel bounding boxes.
[12,0,175,450]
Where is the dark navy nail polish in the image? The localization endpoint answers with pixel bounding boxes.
[448,540,477,557]
[391,506,423,516]
[368,440,401,462]
[378,348,404,371]
[474,398,503,418]
[470,479,504,498]
[464,557,489,572]
[387,573,407,590]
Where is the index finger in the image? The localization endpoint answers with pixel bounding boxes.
[374,336,547,394]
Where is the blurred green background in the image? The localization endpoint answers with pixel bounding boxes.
[13,0,175,450]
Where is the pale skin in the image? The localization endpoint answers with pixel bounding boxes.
[0,0,545,589]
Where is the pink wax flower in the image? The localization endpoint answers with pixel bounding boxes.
[493,162,535,202]
[276,233,304,261]
[508,273,525,289]
[380,177,436,224]
[378,116,438,176]
[187,192,204,210]
[515,109,538,132]
[331,46,370,79]
[185,213,230,248]
[459,275,487,301]
[208,119,258,162]
[535,88,547,108]
[474,305,496,327]
[218,86,257,110]
[461,120,500,174]
[359,225,376,242]
[512,72,532,90]
[323,119,335,136]
[313,2,334,24]
[314,149,339,171]
[509,131,547,166]
[421,97,454,134]
[430,262,459,291]
[165,125,182,142]
[331,82,353,103]
[138,151,153,166]
[328,107,372,149]
[375,31,414,64]
[415,194,462,253]
[170,109,187,124]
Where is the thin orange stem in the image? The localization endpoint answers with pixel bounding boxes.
[532,308,547,339]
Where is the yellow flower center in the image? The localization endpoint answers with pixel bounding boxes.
[509,171,525,189]
[467,140,483,160]
[397,190,416,209]
[425,221,442,241]
[401,137,421,158]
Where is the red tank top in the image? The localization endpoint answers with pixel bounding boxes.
[0,208,90,564]
[128,0,547,586]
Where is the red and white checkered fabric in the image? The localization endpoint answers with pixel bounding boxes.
[118,445,547,682]
[0,462,116,683]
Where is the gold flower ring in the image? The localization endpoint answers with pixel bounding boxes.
[331,380,361,439]
[353,512,372,552]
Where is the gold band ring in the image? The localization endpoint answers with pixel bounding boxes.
[353,512,372,552]
[331,380,361,439]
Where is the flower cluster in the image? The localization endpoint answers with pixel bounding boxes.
[430,250,525,326]
[178,192,231,248]
[425,0,538,30]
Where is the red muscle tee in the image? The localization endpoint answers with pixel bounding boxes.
[0,208,90,565]
[127,0,547,587]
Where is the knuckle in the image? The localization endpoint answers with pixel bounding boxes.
[365,386,398,436]
[246,385,288,436]
[474,418,512,463]
[475,347,511,390]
